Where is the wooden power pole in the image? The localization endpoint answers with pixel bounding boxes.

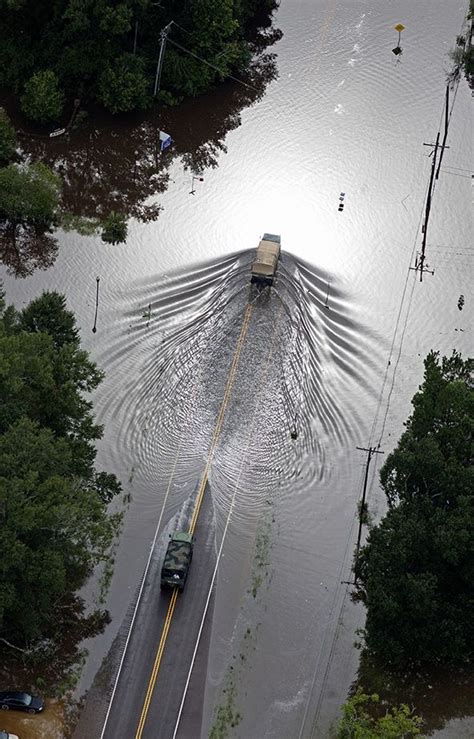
[354,445,384,573]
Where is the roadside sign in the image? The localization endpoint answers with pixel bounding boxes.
[394,24,405,32]
[159,130,172,151]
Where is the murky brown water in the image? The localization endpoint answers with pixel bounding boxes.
[1,0,473,737]
[0,700,67,739]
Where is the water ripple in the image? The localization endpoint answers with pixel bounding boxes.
[93,249,385,543]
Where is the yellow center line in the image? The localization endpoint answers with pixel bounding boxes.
[135,588,178,739]
[189,302,253,535]
[134,301,254,738]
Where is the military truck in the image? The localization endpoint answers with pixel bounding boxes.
[160,532,194,592]
[250,233,281,286]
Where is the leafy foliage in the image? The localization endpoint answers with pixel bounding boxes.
[97,53,150,114]
[337,688,423,738]
[0,290,122,644]
[0,163,61,277]
[0,162,61,228]
[20,70,65,124]
[18,291,79,349]
[354,352,474,667]
[0,0,279,114]
[0,108,16,163]
[101,211,127,244]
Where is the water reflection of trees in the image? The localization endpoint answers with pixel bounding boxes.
[19,47,279,223]
[355,652,474,733]
[0,596,109,710]
[0,223,58,277]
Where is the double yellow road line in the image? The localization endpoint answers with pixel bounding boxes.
[134,302,254,739]
[135,588,179,737]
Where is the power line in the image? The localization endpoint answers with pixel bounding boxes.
[167,37,257,91]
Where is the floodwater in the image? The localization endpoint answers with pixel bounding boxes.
[0,700,67,739]
[1,0,473,737]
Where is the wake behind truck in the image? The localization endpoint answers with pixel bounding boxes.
[160,532,194,592]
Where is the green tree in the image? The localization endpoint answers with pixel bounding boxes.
[337,688,423,738]
[0,108,16,163]
[0,417,120,642]
[18,291,79,349]
[354,352,474,666]
[0,163,61,276]
[20,70,65,124]
[0,291,122,644]
[0,0,279,113]
[97,53,150,114]
[101,211,127,244]
[0,162,61,229]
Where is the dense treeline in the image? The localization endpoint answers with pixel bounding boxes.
[0,289,122,646]
[354,351,474,667]
[0,0,279,121]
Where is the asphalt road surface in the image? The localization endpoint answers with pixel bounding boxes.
[76,487,217,739]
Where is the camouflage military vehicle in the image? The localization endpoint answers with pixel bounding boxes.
[160,532,194,591]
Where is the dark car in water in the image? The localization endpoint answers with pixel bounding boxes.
[0,691,44,713]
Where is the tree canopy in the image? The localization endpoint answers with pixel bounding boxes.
[0,162,61,229]
[0,161,62,277]
[20,70,65,124]
[354,351,474,667]
[101,211,128,244]
[0,0,279,115]
[0,289,122,644]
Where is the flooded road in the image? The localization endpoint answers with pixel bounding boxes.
[1,0,472,737]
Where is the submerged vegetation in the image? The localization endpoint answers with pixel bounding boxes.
[0,107,132,275]
[1,0,280,119]
[0,1,282,275]
[340,351,473,736]
[353,351,473,667]
[337,688,423,738]
[0,116,63,277]
[0,289,122,674]
[449,0,473,87]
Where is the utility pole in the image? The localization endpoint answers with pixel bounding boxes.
[353,445,384,578]
[435,84,450,180]
[154,21,174,96]
[411,132,442,282]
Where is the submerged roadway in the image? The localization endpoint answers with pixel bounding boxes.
[96,304,255,739]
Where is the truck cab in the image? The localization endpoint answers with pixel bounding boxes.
[250,233,281,286]
[160,532,193,592]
